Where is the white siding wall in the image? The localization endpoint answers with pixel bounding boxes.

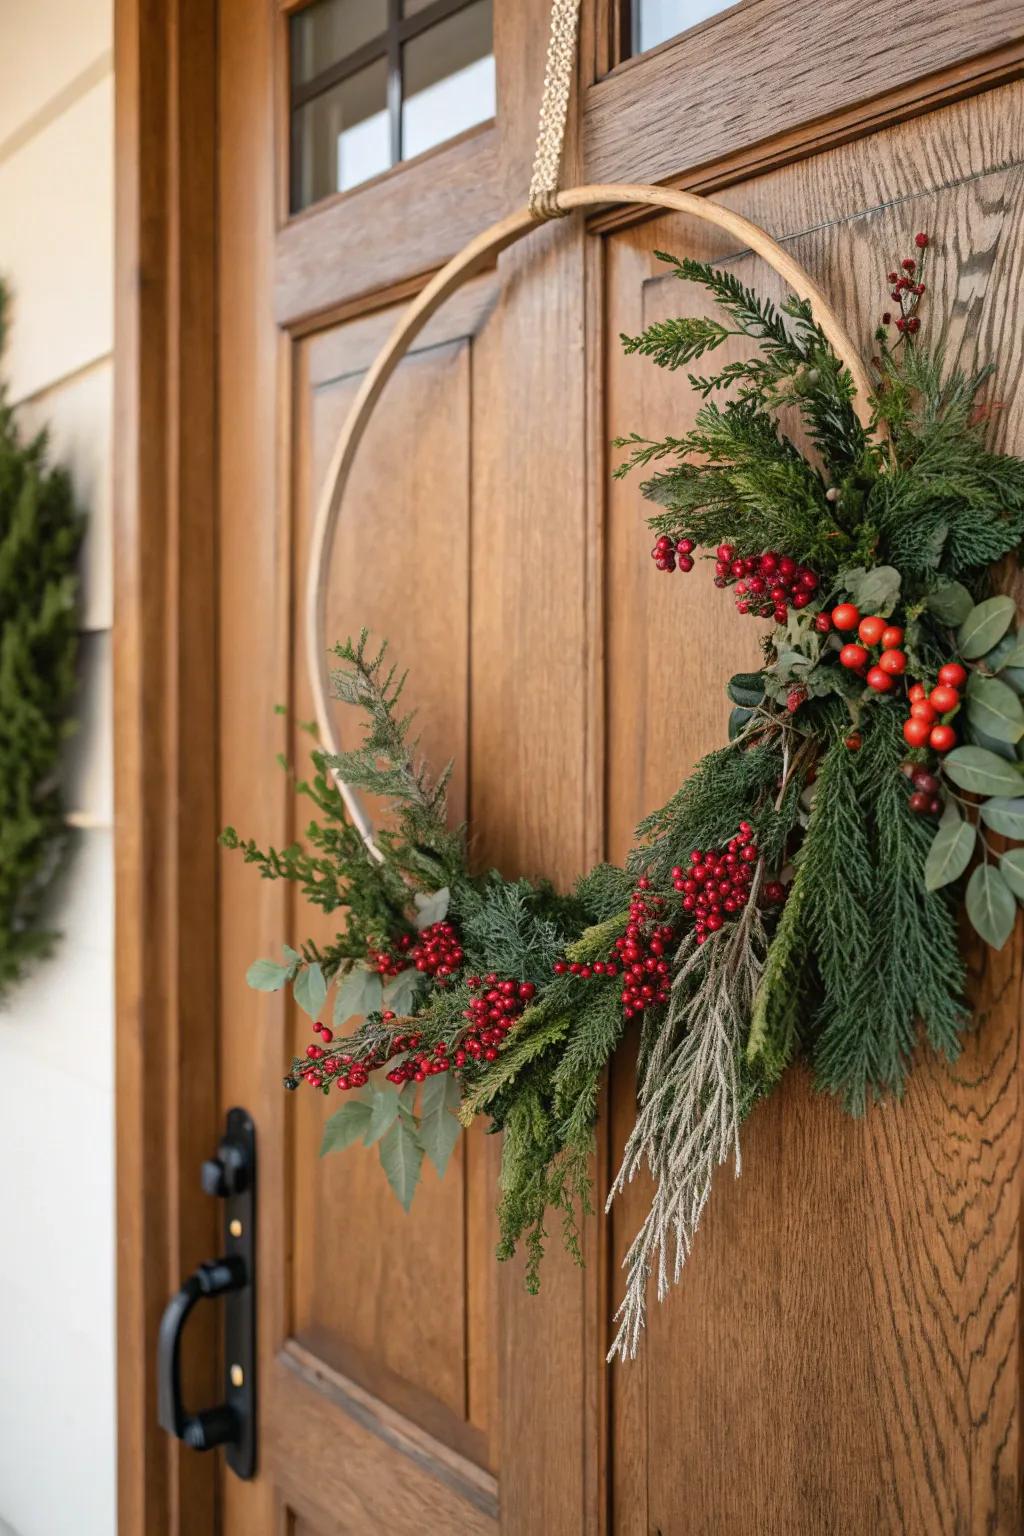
[0,4,116,1534]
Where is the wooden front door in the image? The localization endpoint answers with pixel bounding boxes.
[131,1,1024,1531]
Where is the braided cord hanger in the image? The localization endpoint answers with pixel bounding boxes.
[528,0,583,219]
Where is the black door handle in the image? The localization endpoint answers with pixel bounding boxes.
[156,1108,256,1478]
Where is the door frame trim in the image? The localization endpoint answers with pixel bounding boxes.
[114,0,220,1531]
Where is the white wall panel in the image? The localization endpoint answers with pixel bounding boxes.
[63,632,113,826]
[0,74,113,403]
[16,360,113,631]
[0,0,110,149]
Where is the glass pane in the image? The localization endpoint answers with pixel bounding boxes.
[291,0,388,88]
[635,0,735,53]
[401,0,495,162]
[292,57,390,211]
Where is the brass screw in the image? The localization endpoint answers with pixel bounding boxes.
[229,1218,242,1238]
[230,1364,244,1388]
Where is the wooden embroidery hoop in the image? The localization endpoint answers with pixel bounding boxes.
[305,183,875,860]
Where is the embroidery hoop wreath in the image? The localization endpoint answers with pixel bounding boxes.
[305,185,875,835]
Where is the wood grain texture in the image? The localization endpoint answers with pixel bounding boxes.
[113,0,219,1530]
[603,87,1024,1535]
[274,125,504,331]
[583,0,1024,187]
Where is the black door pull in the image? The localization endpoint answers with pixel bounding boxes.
[157,1108,256,1478]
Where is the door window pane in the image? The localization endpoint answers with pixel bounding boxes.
[634,0,736,54]
[292,57,390,210]
[291,0,387,87]
[401,0,495,162]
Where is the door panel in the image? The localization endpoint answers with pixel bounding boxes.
[213,0,1024,1528]
[602,83,1024,1534]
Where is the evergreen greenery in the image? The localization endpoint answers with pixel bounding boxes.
[0,284,83,998]
[226,239,1024,1361]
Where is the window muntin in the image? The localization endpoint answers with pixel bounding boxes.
[289,0,495,213]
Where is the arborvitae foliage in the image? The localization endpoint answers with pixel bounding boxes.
[0,285,83,998]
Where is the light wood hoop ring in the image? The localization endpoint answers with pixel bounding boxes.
[306,183,874,859]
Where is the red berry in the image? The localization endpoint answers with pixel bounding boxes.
[878,648,907,675]
[929,724,956,752]
[929,684,960,714]
[908,682,927,703]
[866,666,894,692]
[814,612,833,633]
[938,662,967,689]
[910,700,937,724]
[844,732,863,751]
[903,717,931,748]
[915,232,928,248]
[902,258,916,272]
[857,615,886,646]
[908,791,932,814]
[717,544,735,561]
[880,626,904,649]
[831,603,860,631]
[840,643,869,669]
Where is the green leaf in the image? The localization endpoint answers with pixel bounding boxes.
[293,961,327,1019]
[924,804,976,891]
[965,864,1017,950]
[957,596,1016,660]
[333,966,384,1027]
[378,1119,423,1210]
[999,848,1024,901]
[943,747,1024,798]
[245,957,294,992]
[990,633,1024,670]
[364,1088,400,1147]
[727,672,765,708]
[413,887,450,930]
[926,579,973,626]
[842,564,901,616]
[321,1100,372,1155]
[966,675,1024,744]
[966,725,1018,761]
[1002,667,1024,696]
[383,968,421,1015]
[980,798,1024,839]
[418,1072,462,1177]
[728,706,754,741]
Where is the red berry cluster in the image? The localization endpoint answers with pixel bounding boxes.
[552,877,671,1018]
[903,765,943,817]
[901,663,965,754]
[650,538,820,624]
[368,921,465,983]
[881,233,928,335]
[672,823,783,944]
[831,605,907,692]
[717,545,820,623]
[410,920,465,979]
[367,933,413,976]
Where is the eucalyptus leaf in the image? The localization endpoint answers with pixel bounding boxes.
[965,864,1017,950]
[293,961,327,1020]
[1002,668,1024,696]
[418,1072,462,1178]
[926,579,973,626]
[727,672,765,708]
[413,887,450,930]
[979,798,1024,839]
[321,1099,372,1156]
[981,632,1024,672]
[246,957,295,992]
[942,747,1024,798]
[999,848,1024,901]
[998,638,1024,669]
[842,565,901,615]
[364,1088,400,1147]
[384,968,422,1016]
[957,596,1016,660]
[966,675,1024,744]
[966,724,1017,762]
[728,706,754,741]
[333,966,384,1027]
[923,804,976,892]
[378,1119,423,1210]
